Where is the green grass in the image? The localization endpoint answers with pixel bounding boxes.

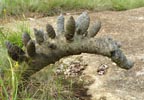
[1,0,144,17]
[0,22,30,47]
[0,0,111,16]
[111,0,144,10]
[0,23,31,100]
[0,57,18,100]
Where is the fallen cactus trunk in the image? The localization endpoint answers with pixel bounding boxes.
[5,12,134,79]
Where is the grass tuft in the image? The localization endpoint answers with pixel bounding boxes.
[0,23,31,99]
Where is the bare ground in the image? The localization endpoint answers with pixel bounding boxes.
[3,7,144,100]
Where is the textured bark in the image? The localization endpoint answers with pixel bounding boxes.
[5,12,134,79]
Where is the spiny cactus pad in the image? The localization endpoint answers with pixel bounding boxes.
[6,12,134,79]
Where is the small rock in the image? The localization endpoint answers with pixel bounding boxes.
[112,62,117,66]
[97,64,109,75]
[27,18,35,21]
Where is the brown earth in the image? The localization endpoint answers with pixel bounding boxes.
[3,7,144,100]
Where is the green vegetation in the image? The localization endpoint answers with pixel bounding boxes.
[0,23,30,100]
[1,0,144,17]
[0,22,30,47]
[0,0,110,16]
[111,0,144,10]
[0,58,19,100]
